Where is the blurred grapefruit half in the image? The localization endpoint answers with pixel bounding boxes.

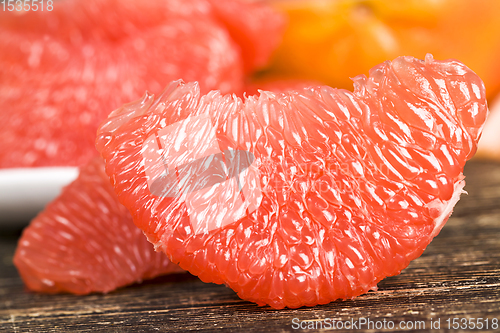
[0,0,284,168]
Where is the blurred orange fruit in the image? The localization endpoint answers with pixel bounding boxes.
[265,0,500,99]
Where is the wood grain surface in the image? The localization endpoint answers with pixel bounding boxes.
[0,160,499,332]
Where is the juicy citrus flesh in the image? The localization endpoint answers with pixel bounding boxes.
[0,0,284,168]
[13,157,183,295]
[244,78,322,97]
[96,55,488,309]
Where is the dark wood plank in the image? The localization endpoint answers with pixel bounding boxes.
[0,160,499,332]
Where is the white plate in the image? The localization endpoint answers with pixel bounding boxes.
[0,167,79,227]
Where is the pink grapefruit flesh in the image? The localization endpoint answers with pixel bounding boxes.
[96,54,488,309]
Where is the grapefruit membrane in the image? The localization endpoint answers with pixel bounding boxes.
[96,55,488,309]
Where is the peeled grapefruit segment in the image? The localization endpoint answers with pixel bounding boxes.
[0,0,283,168]
[96,55,488,309]
[13,157,183,295]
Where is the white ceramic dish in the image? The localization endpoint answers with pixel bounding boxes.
[0,167,79,227]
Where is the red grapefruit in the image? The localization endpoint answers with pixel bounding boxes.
[0,0,284,168]
[96,55,488,309]
[13,157,183,294]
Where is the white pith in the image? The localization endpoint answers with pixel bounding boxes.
[428,173,466,239]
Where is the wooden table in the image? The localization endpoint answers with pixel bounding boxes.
[1,160,499,332]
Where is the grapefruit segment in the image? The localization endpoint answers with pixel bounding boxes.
[96,55,488,309]
[14,157,183,295]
